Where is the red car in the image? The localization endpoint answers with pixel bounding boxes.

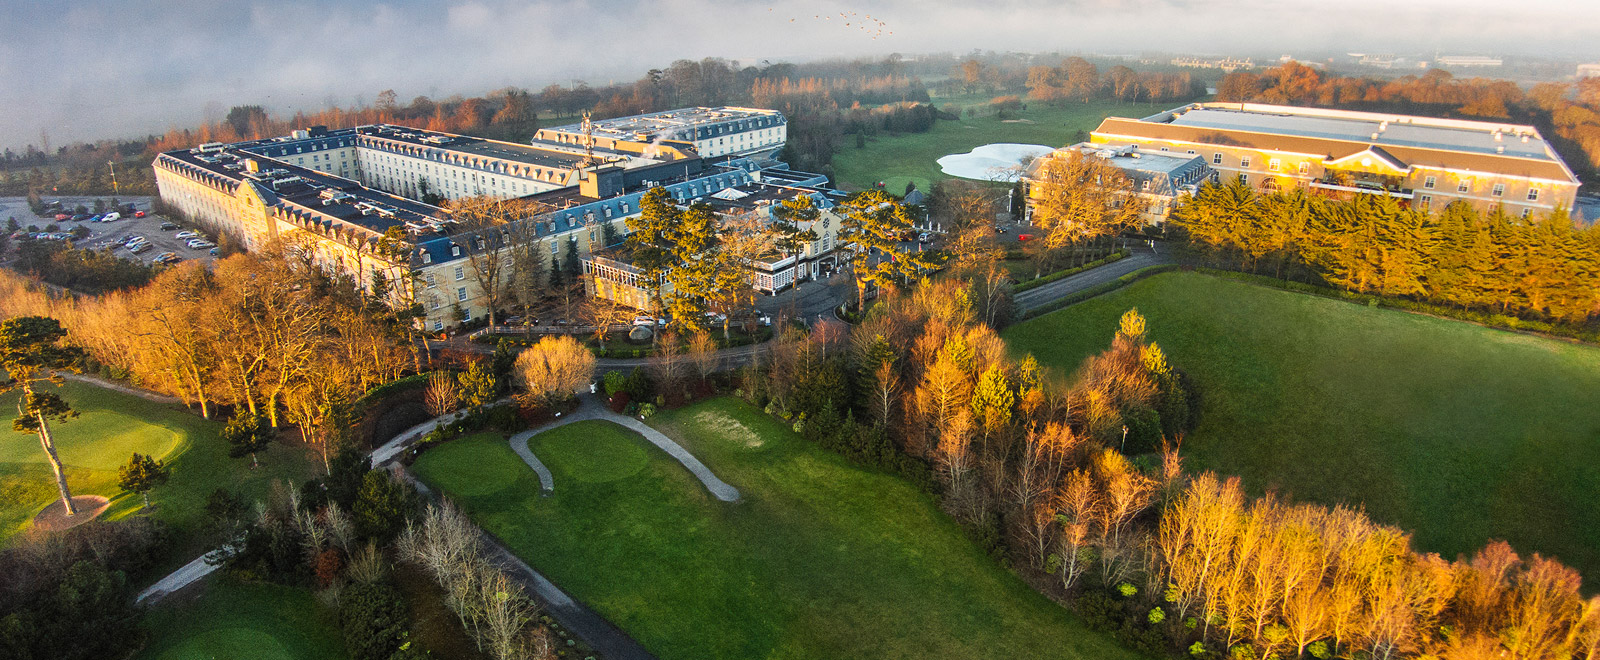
[1018,233,1035,242]
[133,210,146,218]
[54,213,70,221]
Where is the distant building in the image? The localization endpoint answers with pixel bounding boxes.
[1085,102,1582,218]
[1434,56,1503,68]
[1578,63,1600,79]
[535,107,787,161]
[1171,56,1254,72]
[153,108,795,331]
[1022,143,1213,226]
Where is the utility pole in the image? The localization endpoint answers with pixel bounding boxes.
[107,160,119,196]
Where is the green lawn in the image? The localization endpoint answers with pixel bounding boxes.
[137,576,348,660]
[831,96,1150,192]
[1004,271,1600,578]
[0,381,318,563]
[413,405,1139,660]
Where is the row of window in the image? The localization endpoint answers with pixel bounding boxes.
[1199,148,1545,202]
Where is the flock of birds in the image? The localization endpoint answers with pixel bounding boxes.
[772,8,892,39]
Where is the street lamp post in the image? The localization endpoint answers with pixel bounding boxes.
[107,161,119,196]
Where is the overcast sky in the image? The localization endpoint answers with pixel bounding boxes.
[4,0,1599,152]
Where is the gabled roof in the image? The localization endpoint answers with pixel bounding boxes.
[1325,146,1410,173]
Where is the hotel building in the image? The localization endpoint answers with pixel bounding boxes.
[1085,103,1581,218]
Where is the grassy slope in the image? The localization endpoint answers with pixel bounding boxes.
[414,409,1138,660]
[136,576,348,660]
[0,381,317,562]
[830,95,1149,192]
[1003,271,1600,577]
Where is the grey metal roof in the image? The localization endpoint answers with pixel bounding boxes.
[1167,105,1553,160]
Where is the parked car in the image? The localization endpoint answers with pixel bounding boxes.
[53,213,70,221]
[159,222,179,231]
[175,230,200,239]
[133,210,147,218]
[71,214,91,222]
[129,243,152,254]
[918,232,932,242]
[86,214,104,222]
[187,239,215,249]
[153,252,179,264]
[1017,233,1035,242]
[209,248,219,256]
[632,316,656,327]
[101,212,120,222]
[122,235,145,246]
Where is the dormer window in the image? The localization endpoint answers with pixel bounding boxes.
[422,251,432,264]
[451,244,461,257]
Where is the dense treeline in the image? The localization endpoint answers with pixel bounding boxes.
[1217,62,1600,182]
[11,238,157,294]
[1171,178,1600,324]
[1024,57,1207,106]
[0,251,416,452]
[0,519,167,659]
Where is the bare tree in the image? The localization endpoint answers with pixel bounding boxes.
[450,196,534,329]
[686,331,718,384]
[425,370,461,417]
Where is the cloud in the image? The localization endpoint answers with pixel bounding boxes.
[2,0,1598,151]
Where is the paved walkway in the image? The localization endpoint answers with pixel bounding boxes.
[62,372,181,405]
[1013,249,1173,312]
[135,549,220,604]
[402,474,659,660]
[509,396,740,502]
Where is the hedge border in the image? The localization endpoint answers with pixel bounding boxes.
[1192,267,1600,345]
[1012,249,1131,293]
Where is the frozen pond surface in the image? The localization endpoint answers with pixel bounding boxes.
[937,143,1056,181]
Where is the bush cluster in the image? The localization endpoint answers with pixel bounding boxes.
[1012,248,1131,293]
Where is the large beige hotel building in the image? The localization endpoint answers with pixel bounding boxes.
[1084,102,1581,218]
[152,107,799,332]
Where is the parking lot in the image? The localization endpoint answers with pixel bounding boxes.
[1,195,220,267]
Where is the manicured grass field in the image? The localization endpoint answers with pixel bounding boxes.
[137,576,348,660]
[830,95,1149,192]
[0,381,317,559]
[413,404,1138,660]
[1004,271,1600,578]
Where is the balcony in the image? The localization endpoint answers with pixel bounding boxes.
[1310,173,1413,200]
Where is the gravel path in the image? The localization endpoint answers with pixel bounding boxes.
[509,396,740,502]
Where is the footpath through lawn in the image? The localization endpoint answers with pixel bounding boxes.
[1005,271,1600,578]
[413,402,1139,660]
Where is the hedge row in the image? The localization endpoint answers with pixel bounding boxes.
[1012,249,1132,293]
[1020,265,1181,320]
[1194,268,1600,345]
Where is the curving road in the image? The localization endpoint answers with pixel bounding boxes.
[1013,248,1172,312]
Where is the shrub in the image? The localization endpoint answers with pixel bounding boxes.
[338,580,407,660]
[637,402,657,419]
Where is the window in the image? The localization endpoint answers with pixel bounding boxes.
[461,308,471,322]
[1492,183,1505,197]
[451,244,461,257]
[1159,146,1169,152]
[1457,179,1472,193]
[1187,149,1197,155]
[622,202,631,214]
[432,320,443,331]
[457,287,467,302]
[1213,153,1223,165]
[1423,176,1436,189]
[1527,187,1540,202]
[1240,156,1252,168]
[422,251,431,264]
[1298,163,1310,176]
[1268,158,1281,172]
[1521,208,1532,218]
[1418,194,1431,210]
[425,273,436,288]
[1141,180,1150,191]
[454,266,464,280]
[550,240,558,254]
[429,297,440,310]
